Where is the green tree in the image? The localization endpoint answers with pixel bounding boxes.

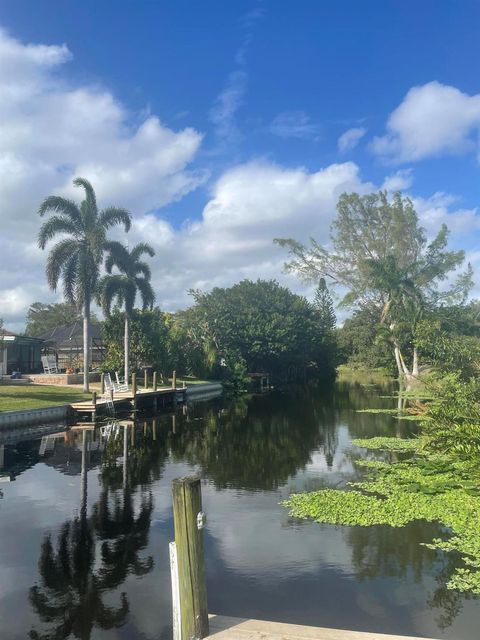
[97,242,155,383]
[276,191,473,379]
[185,279,335,383]
[102,308,171,377]
[38,177,131,391]
[314,278,336,333]
[25,301,88,337]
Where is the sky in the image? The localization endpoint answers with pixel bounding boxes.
[2,0,480,331]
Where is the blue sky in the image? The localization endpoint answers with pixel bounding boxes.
[2,1,480,329]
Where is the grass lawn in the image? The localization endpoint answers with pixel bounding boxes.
[0,384,91,412]
[0,377,216,412]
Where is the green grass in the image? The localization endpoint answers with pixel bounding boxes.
[0,384,91,412]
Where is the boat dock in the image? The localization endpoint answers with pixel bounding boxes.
[207,615,434,640]
[70,386,186,419]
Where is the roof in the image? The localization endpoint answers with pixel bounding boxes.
[37,321,103,348]
[1,330,44,343]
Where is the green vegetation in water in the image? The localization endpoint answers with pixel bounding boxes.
[283,436,480,595]
[351,436,419,451]
[355,408,423,421]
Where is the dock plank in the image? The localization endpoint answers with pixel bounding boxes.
[207,615,437,640]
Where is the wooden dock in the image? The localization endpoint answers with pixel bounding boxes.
[70,386,186,418]
[207,615,436,640]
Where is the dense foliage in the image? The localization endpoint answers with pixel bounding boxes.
[276,191,473,379]
[25,302,88,336]
[182,279,337,385]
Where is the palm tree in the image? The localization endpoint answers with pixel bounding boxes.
[38,178,131,392]
[97,242,155,384]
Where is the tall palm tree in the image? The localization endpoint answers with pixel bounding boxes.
[38,178,131,392]
[97,242,155,384]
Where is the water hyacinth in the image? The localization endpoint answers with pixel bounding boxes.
[283,437,480,595]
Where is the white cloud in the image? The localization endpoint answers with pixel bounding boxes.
[371,81,480,163]
[209,70,247,143]
[381,168,414,192]
[126,160,374,312]
[337,127,367,153]
[270,111,320,140]
[413,192,480,237]
[0,28,204,329]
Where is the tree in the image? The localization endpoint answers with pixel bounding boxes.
[184,279,336,383]
[314,278,336,334]
[38,177,131,391]
[102,308,171,378]
[97,242,155,383]
[275,191,473,379]
[25,301,87,337]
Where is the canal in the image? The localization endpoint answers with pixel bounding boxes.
[0,375,478,639]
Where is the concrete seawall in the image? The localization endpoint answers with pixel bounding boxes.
[0,382,223,429]
[0,404,70,430]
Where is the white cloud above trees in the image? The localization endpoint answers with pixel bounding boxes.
[371,81,480,163]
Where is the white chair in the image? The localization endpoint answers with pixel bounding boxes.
[114,372,129,392]
[41,355,58,374]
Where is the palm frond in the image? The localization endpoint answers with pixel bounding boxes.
[46,240,79,292]
[98,275,129,316]
[98,207,132,232]
[73,177,97,215]
[63,253,79,306]
[38,196,82,226]
[104,241,131,274]
[134,261,151,280]
[38,216,79,249]
[130,242,155,262]
[135,277,155,310]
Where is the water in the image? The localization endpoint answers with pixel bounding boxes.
[0,375,478,639]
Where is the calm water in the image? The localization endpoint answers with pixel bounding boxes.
[0,376,479,640]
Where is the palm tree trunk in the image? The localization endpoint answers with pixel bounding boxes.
[83,298,90,393]
[124,313,129,385]
[412,346,419,376]
[393,344,403,378]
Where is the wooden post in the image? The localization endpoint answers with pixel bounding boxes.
[100,373,105,395]
[153,371,157,391]
[92,392,97,420]
[171,476,209,640]
[144,369,148,389]
[172,370,177,390]
[132,372,137,409]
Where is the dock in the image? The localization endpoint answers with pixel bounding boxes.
[70,386,186,418]
[207,615,435,640]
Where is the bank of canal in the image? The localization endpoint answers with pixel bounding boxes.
[0,375,478,639]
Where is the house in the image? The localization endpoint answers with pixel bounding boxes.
[37,321,105,371]
[0,331,44,375]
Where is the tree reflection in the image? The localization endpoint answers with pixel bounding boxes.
[29,423,162,640]
[346,521,470,629]
[29,431,128,639]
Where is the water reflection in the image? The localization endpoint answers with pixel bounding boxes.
[29,423,161,640]
[0,378,474,640]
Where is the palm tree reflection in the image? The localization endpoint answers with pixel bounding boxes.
[29,423,157,639]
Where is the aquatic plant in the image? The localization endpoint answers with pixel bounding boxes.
[284,437,480,595]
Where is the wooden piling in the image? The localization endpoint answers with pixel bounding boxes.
[171,476,209,640]
[100,373,105,395]
[172,370,177,389]
[132,373,137,409]
[144,369,148,389]
[92,392,97,420]
[153,371,157,391]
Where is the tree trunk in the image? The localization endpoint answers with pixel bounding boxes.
[124,313,130,385]
[412,346,419,377]
[83,298,90,393]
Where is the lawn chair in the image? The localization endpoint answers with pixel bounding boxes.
[114,372,129,392]
[41,355,58,375]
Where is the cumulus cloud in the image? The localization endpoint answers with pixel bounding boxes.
[0,28,204,329]
[270,111,320,140]
[126,160,374,312]
[381,168,414,192]
[371,81,480,163]
[337,127,367,153]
